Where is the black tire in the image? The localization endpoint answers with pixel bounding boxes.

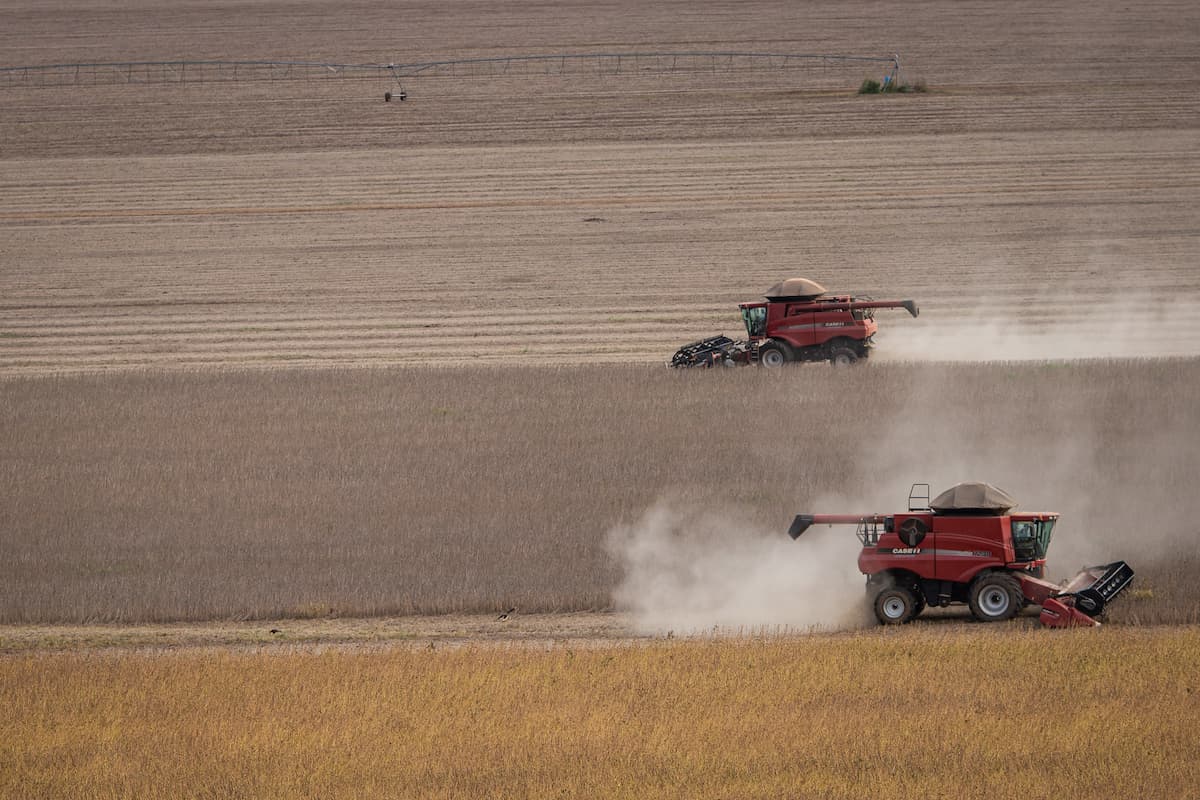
[873,585,918,625]
[758,342,788,368]
[968,572,1023,622]
[385,91,392,102]
[829,346,859,366]
[911,585,927,618]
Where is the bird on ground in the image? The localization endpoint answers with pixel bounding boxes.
[496,607,516,621]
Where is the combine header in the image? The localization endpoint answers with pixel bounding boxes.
[788,482,1134,627]
[670,278,918,367]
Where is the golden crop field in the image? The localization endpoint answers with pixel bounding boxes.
[4,628,1199,799]
[3,0,1200,796]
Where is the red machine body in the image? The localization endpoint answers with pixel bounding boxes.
[668,278,918,368]
[740,295,919,366]
[787,484,1134,627]
[850,510,1054,585]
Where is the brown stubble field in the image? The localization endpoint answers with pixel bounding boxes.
[2,0,1200,371]
[3,2,1200,796]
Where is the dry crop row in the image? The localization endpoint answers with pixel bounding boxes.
[2,627,1197,799]
[4,79,1200,158]
[4,130,1198,372]
[1,360,1196,624]
[4,1,1199,374]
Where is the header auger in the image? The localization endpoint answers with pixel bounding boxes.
[670,277,918,368]
[788,482,1134,627]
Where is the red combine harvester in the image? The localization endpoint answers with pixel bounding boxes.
[788,482,1134,627]
[670,277,918,368]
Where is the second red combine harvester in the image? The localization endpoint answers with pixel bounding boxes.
[788,482,1134,627]
[670,277,918,367]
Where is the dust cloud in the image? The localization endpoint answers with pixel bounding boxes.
[829,360,1198,584]
[605,502,869,635]
[875,293,1200,363]
[865,291,1200,581]
[607,353,1198,632]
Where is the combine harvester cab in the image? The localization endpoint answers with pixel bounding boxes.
[670,278,918,368]
[787,482,1134,627]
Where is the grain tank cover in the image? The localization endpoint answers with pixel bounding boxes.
[764,278,827,302]
[930,482,1018,515]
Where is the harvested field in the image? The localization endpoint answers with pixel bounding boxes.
[3,131,1200,372]
[2,0,1199,373]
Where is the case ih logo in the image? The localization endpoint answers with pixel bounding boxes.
[886,547,921,555]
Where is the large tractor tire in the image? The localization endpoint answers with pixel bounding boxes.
[829,346,859,366]
[873,584,919,625]
[911,586,927,618]
[758,342,788,368]
[968,572,1023,622]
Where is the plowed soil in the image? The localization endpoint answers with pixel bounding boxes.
[2,0,1199,373]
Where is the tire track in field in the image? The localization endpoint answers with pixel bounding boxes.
[3,129,1199,373]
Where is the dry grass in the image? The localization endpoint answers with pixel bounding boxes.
[2,359,1197,623]
[2,627,1198,799]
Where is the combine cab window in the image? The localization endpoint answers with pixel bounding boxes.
[742,306,767,337]
[1012,519,1055,561]
[1036,519,1054,559]
[1012,521,1037,561]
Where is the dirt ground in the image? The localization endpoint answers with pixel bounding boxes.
[0,606,1084,655]
[2,0,1198,373]
[0,612,638,654]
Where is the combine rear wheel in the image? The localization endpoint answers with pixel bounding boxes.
[968,572,1022,622]
[758,342,788,368]
[829,346,859,366]
[873,585,918,625]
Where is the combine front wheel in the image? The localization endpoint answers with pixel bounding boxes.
[968,572,1022,622]
[758,342,788,368]
[873,585,918,625]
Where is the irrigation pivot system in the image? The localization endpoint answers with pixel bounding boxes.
[0,51,901,96]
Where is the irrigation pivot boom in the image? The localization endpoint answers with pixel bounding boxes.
[0,51,902,94]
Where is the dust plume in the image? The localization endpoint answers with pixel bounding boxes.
[875,293,1200,363]
[837,359,1199,584]
[605,501,868,634]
